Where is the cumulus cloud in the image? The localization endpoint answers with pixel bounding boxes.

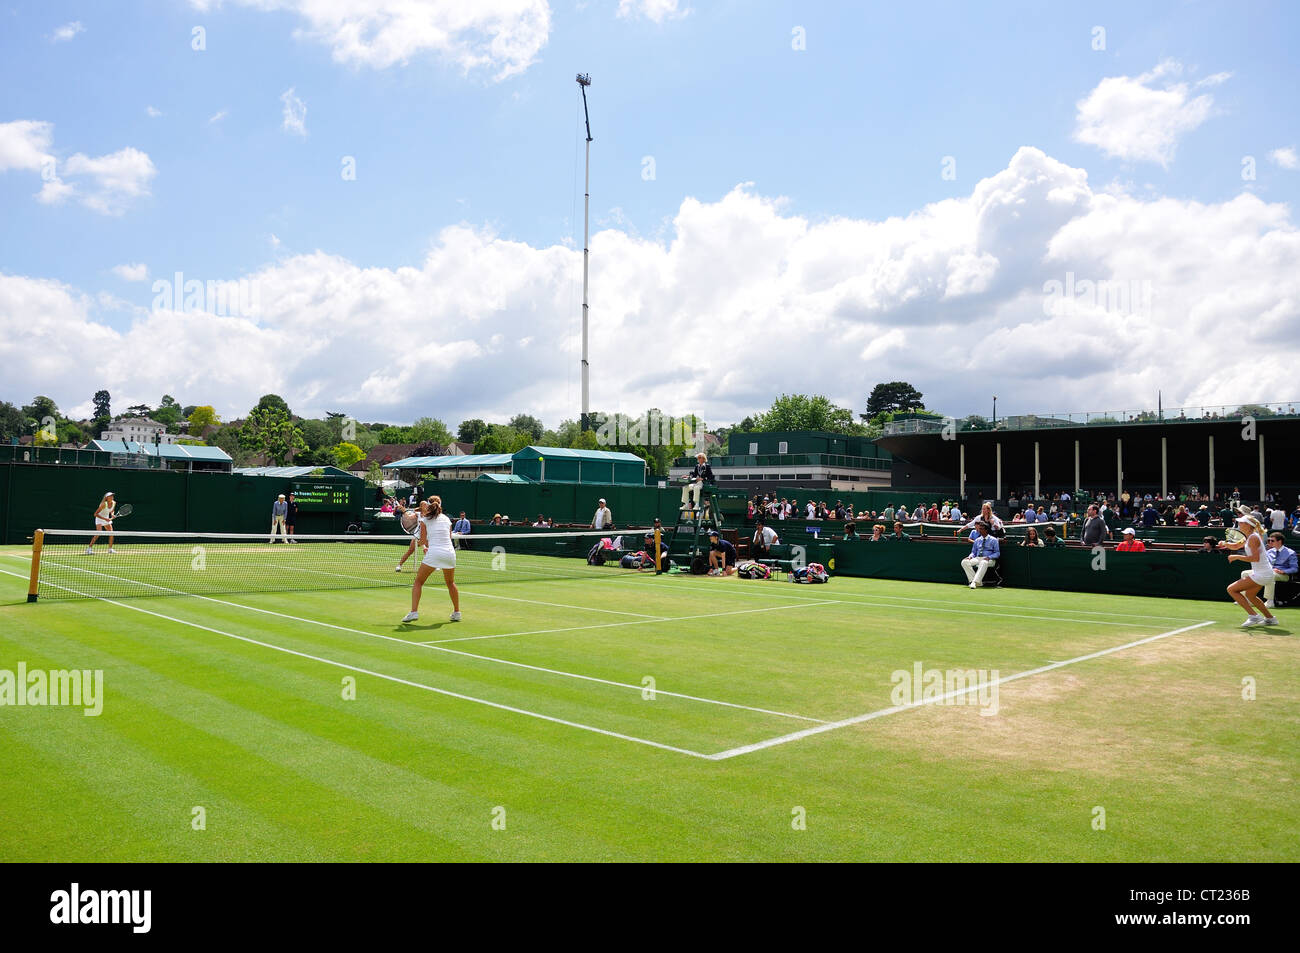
[50,21,84,42]
[188,0,551,80]
[280,87,307,135]
[113,263,149,282]
[4,147,1298,426]
[1073,60,1221,167]
[617,0,689,23]
[0,120,156,215]
[1269,147,1298,170]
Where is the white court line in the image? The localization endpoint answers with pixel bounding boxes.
[604,575,1194,629]
[3,559,825,723]
[0,567,713,759]
[705,620,1217,760]
[425,601,839,644]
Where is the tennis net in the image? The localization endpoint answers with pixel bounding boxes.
[27,528,660,601]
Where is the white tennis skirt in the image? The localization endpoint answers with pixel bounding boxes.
[1249,568,1275,586]
[422,548,456,570]
[95,518,112,528]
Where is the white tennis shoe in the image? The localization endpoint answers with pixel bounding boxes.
[401,611,418,623]
[1260,617,1279,626]
[449,611,461,622]
[1240,615,1263,627]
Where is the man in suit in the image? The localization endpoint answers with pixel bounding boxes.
[962,520,1001,589]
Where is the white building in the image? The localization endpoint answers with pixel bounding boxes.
[100,417,179,445]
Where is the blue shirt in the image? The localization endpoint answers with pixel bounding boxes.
[1024,507,1037,522]
[968,534,1000,559]
[1268,545,1298,575]
[453,518,471,534]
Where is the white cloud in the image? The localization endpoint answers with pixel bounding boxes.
[146,106,163,118]
[1073,60,1221,167]
[188,0,551,80]
[617,0,688,23]
[280,87,307,136]
[50,21,84,42]
[0,120,156,215]
[62,148,158,216]
[208,109,229,124]
[1269,147,1299,170]
[113,263,149,282]
[4,147,1298,427]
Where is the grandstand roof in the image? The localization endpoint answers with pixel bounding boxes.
[512,446,647,463]
[89,440,231,461]
[232,465,358,478]
[383,453,513,469]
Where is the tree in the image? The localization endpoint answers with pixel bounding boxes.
[410,441,444,457]
[125,403,152,417]
[239,405,306,465]
[752,394,863,434]
[1235,404,1275,419]
[457,418,488,443]
[299,419,334,451]
[474,425,531,454]
[377,426,407,444]
[331,442,365,468]
[410,417,453,446]
[254,394,291,417]
[209,425,250,465]
[0,401,26,441]
[187,406,220,435]
[181,405,197,418]
[93,390,111,421]
[508,414,544,443]
[864,381,925,419]
[153,404,181,427]
[21,395,59,428]
[365,460,384,485]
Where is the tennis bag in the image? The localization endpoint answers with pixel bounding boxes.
[587,543,606,566]
[790,562,830,584]
[736,561,771,580]
[620,550,652,569]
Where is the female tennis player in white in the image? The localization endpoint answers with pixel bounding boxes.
[1219,515,1278,627]
[402,496,461,623]
[85,491,117,554]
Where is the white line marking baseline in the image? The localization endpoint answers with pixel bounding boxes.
[705,621,1217,760]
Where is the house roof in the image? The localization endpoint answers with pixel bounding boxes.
[350,443,423,471]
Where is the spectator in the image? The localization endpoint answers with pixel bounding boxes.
[926,503,940,522]
[408,489,419,507]
[870,524,886,542]
[1259,532,1297,608]
[960,502,1004,536]
[752,519,779,559]
[1080,504,1111,547]
[1024,503,1037,523]
[1042,525,1065,548]
[1175,505,1189,526]
[590,498,613,530]
[1021,527,1044,548]
[911,504,926,522]
[1116,527,1146,552]
[1269,506,1287,531]
[1141,502,1159,528]
[889,521,911,542]
[707,529,738,576]
[1197,536,1218,554]
[806,500,816,519]
[962,521,1001,588]
[380,499,395,514]
[490,513,503,526]
[533,514,547,527]
[940,502,951,521]
[1011,511,1025,524]
[843,522,859,540]
[949,504,964,523]
[881,504,896,522]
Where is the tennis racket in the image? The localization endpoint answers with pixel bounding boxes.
[110,503,133,521]
[399,508,420,535]
[1223,526,1246,544]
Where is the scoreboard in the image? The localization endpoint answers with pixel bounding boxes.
[290,482,356,511]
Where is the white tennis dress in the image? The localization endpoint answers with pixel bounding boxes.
[420,513,457,570]
[94,501,113,528]
[1246,532,1273,585]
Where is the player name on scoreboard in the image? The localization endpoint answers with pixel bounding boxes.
[290,482,355,511]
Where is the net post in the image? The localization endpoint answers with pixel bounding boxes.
[27,529,43,602]
[654,526,662,574]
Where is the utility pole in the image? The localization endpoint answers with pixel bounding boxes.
[577,73,593,430]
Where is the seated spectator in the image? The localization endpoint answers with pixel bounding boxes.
[380,500,395,514]
[843,522,859,540]
[707,529,737,576]
[1011,512,1025,523]
[490,513,503,526]
[962,521,1000,588]
[961,502,1004,536]
[940,502,951,521]
[890,521,911,542]
[1197,536,1218,554]
[1042,525,1065,548]
[1021,527,1044,547]
[869,524,886,542]
[1259,532,1297,608]
[1116,527,1146,552]
[533,514,547,527]
[752,519,779,559]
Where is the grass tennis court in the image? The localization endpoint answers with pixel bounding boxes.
[1,541,1296,862]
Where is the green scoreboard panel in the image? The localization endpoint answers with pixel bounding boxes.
[290,482,355,511]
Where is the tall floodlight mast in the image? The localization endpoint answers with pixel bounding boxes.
[577,73,593,430]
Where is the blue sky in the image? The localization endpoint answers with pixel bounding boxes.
[1,1,1298,425]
